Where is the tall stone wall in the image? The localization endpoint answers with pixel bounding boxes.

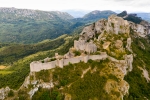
[74,40,97,53]
[63,56,83,66]
[30,54,108,72]
[30,61,57,72]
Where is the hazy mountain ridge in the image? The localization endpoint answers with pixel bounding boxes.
[0,7,74,20]
[70,10,116,23]
[83,10,116,19]
[137,13,150,22]
[0,8,77,43]
[117,11,143,24]
[0,8,117,44]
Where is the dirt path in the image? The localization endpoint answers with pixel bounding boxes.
[0,65,6,69]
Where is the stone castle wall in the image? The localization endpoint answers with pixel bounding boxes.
[30,54,108,72]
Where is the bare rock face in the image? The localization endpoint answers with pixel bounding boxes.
[76,14,150,54]
[103,41,111,49]
[129,21,150,37]
[115,40,123,49]
[106,15,130,34]
[138,66,150,82]
[104,79,129,100]
[125,54,133,72]
[126,38,132,52]
[140,20,150,35]
[95,19,107,34]
[28,87,39,99]
[79,24,95,40]
[136,24,147,37]
[0,87,10,100]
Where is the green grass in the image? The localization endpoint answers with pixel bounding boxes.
[0,71,14,75]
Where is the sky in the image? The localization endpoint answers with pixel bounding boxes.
[0,0,149,13]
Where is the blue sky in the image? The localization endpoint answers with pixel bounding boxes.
[0,0,149,12]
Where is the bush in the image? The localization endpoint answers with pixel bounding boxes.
[73,50,81,56]
[8,90,14,97]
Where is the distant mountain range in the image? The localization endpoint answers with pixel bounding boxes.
[0,8,116,44]
[0,8,75,43]
[65,10,150,22]
[0,7,149,44]
[137,13,150,22]
[0,7,74,20]
[63,10,89,18]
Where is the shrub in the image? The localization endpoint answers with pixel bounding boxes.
[8,90,14,97]
[51,58,56,61]
[73,50,81,56]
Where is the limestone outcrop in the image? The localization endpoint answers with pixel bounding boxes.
[138,66,150,82]
[104,79,129,100]
[79,14,150,41]
[115,40,123,49]
[129,21,150,37]
[106,15,130,34]
[95,19,107,34]
[126,38,132,52]
[125,54,133,72]
[0,87,10,100]
[103,41,111,49]
[80,24,95,40]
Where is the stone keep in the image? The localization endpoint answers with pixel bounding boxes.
[74,40,97,53]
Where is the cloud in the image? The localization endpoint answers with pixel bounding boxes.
[0,0,149,12]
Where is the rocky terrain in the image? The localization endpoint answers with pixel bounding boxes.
[0,12,150,100]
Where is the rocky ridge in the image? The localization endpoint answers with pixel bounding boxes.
[0,14,150,100]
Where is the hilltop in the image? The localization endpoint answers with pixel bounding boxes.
[0,14,150,100]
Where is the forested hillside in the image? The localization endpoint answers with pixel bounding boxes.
[0,34,78,89]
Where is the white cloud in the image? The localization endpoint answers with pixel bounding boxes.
[0,0,149,12]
